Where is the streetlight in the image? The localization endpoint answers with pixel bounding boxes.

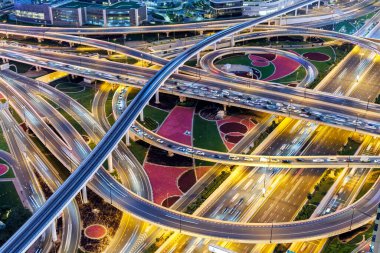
[109,183,113,204]
[366,95,371,114]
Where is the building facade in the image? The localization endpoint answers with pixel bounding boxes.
[13,0,147,26]
[210,0,244,17]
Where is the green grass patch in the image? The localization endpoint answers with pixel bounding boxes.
[143,105,168,126]
[0,191,31,246]
[55,82,85,93]
[338,137,362,155]
[0,127,9,152]
[0,181,22,207]
[195,159,215,167]
[137,117,159,131]
[52,81,96,112]
[193,115,226,152]
[128,140,149,165]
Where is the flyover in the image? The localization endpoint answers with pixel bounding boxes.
[2,1,380,252]
[2,42,380,138]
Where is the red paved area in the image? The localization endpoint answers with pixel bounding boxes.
[264,55,301,81]
[303,52,331,61]
[0,164,9,176]
[157,106,194,145]
[178,169,197,192]
[84,224,107,240]
[195,166,212,180]
[144,162,191,205]
[248,54,270,67]
[217,116,255,150]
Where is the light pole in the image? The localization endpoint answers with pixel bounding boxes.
[366,95,370,112]
[109,183,113,204]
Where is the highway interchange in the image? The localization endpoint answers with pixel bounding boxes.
[1,0,380,252]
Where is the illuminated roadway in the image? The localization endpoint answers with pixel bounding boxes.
[3,44,380,140]
[2,1,380,251]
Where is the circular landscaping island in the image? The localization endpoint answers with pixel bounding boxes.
[219,122,247,134]
[55,82,85,93]
[303,52,330,62]
[0,164,9,176]
[84,224,107,240]
[161,196,180,208]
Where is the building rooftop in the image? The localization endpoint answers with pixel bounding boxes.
[59,1,142,9]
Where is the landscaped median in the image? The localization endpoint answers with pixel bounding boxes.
[295,168,342,221]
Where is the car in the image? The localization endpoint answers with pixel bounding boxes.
[327,158,338,162]
[156,139,164,144]
[229,156,240,161]
[374,159,380,163]
[296,158,305,162]
[360,156,370,163]
[195,150,205,156]
[213,154,222,159]
[186,148,194,153]
[177,147,186,152]
[282,160,291,163]
[244,157,253,161]
[312,158,324,162]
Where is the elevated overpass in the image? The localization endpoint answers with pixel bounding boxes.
[2,1,380,252]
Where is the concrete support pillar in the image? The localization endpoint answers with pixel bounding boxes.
[199,30,203,35]
[108,155,114,173]
[51,221,58,242]
[140,110,144,122]
[155,92,160,104]
[306,5,309,14]
[179,96,186,102]
[107,51,112,55]
[125,131,130,146]
[317,0,320,8]
[223,104,227,112]
[295,9,298,16]
[38,38,43,43]
[303,36,307,42]
[82,185,88,204]
[213,43,217,51]
[250,27,253,33]
[5,33,8,39]
[230,35,235,47]
[279,15,283,25]
[168,151,174,157]
[123,34,126,40]
[69,42,74,47]
[196,52,201,66]
[166,32,170,37]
